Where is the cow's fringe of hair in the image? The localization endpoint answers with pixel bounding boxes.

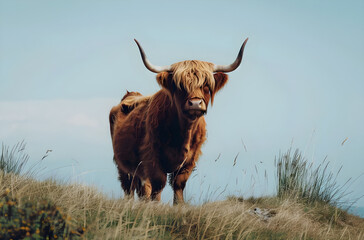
[171,60,215,92]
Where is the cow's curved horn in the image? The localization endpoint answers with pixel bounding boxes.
[134,39,172,73]
[213,38,248,73]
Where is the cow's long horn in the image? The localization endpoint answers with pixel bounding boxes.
[213,38,248,73]
[134,39,172,73]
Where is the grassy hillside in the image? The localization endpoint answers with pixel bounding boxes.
[1,172,363,239]
[1,144,363,239]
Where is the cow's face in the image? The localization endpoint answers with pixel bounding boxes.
[134,38,247,121]
[156,70,228,121]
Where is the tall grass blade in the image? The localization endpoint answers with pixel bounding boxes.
[0,141,29,175]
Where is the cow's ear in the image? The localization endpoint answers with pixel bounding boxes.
[156,72,174,90]
[211,72,229,105]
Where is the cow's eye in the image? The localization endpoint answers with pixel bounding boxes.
[203,86,210,94]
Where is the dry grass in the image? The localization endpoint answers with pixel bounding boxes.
[1,173,363,240]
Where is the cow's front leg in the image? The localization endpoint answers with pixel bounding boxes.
[137,168,167,202]
[148,165,167,201]
[169,162,195,205]
[150,173,167,201]
[137,178,152,200]
[117,166,137,198]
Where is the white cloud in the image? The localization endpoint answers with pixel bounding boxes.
[0,98,115,139]
[67,113,98,128]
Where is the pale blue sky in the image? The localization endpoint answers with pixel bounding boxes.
[1,0,363,206]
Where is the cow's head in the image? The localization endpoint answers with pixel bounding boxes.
[134,39,248,121]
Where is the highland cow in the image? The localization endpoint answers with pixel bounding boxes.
[109,38,248,204]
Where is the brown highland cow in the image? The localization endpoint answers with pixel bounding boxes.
[109,39,248,204]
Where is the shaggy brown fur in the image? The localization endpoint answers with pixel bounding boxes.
[110,61,229,204]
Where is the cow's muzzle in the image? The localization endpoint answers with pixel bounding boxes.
[184,98,207,119]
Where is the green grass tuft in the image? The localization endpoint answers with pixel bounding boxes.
[275,148,352,206]
[0,141,29,175]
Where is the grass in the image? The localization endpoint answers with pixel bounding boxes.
[275,148,354,206]
[0,144,363,239]
[1,188,85,239]
[1,172,363,239]
[0,141,29,175]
